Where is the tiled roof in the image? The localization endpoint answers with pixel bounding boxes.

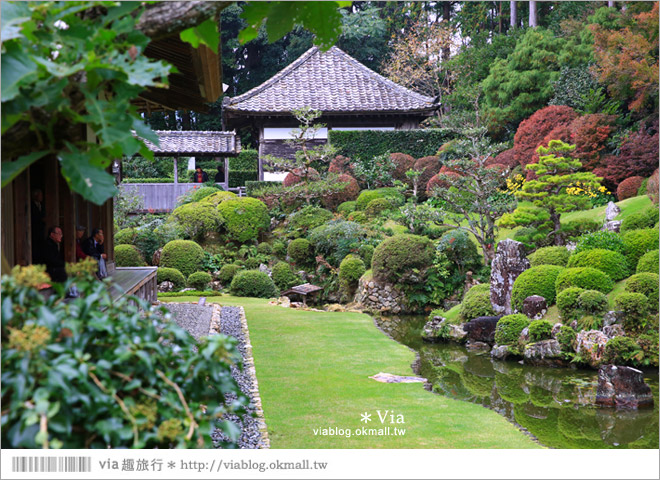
[223,46,437,115]
[140,131,240,155]
[282,283,323,296]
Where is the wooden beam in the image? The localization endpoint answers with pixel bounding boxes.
[13,169,30,266]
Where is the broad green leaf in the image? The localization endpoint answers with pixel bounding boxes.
[32,56,85,77]
[238,2,270,44]
[1,42,38,101]
[179,18,219,54]
[1,1,31,43]
[264,3,297,44]
[132,118,159,145]
[297,2,345,50]
[58,147,117,205]
[1,151,50,188]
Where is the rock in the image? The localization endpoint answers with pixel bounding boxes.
[180,287,195,292]
[605,201,621,221]
[522,295,547,320]
[157,281,174,292]
[209,280,223,291]
[152,248,163,266]
[290,301,303,309]
[519,326,530,344]
[258,264,272,276]
[278,296,291,308]
[447,324,467,342]
[490,239,530,315]
[422,317,446,342]
[603,311,624,327]
[603,324,625,339]
[603,220,621,233]
[463,316,502,344]
[491,345,510,360]
[466,341,490,352]
[551,322,563,339]
[369,372,427,384]
[212,270,222,281]
[565,242,577,252]
[576,330,609,368]
[595,365,654,409]
[570,320,578,330]
[443,299,460,311]
[523,339,564,367]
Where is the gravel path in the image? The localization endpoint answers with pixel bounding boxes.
[163,303,212,342]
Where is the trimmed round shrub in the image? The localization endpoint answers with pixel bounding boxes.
[337,201,357,215]
[371,234,435,284]
[115,227,137,245]
[321,174,360,210]
[494,314,530,345]
[616,176,644,201]
[283,167,320,187]
[230,270,279,298]
[172,201,223,241]
[460,284,495,321]
[566,248,629,281]
[257,242,273,255]
[614,292,649,323]
[556,325,577,352]
[217,197,270,243]
[412,155,442,195]
[328,155,354,175]
[528,246,570,267]
[272,240,287,258]
[355,188,405,210]
[347,211,367,223]
[187,271,212,290]
[577,290,608,317]
[308,220,370,266]
[620,207,658,233]
[555,267,614,295]
[200,190,237,206]
[156,267,186,290]
[160,240,205,278]
[114,244,145,267]
[339,254,366,287]
[364,198,392,217]
[218,264,241,284]
[287,238,314,267]
[622,228,659,269]
[511,265,565,311]
[390,152,416,183]
[574,231,624,256]
[644,205,660,225]
[603,336,641,365]
[636,250,659,274]
[556,287,585,320]
[271,262,300,290]
[244,257,261,269]
[528,320,554,342]
[625,272,659,313]
[186,186,220,204]
[287,205,334,237]
[358,244,374,267]
[436,229,482,273]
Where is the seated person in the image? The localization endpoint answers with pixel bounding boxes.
[44,226,67,283]
[82,227,108,278]
[75,225,87,261]
[192,166,209,183]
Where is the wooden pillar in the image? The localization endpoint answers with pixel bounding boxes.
[2,182,16,271]
[529,1,537,27]
[59,170,76,263]
[13,169,31,266]
[173,156,178,184]
[224,157,229,186]
[510,1,517,28]
[258,126,264,181]
[44,158,60,232]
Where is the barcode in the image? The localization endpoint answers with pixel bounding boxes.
[11,456,91,473]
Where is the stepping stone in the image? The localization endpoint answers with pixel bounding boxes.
[369,372,427,384]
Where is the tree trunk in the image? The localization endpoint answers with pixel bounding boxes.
[442,2,451,62]
[607,1,615,7]
[510,1,517,28]
[136,2,231,40]
[550,208,562,245]
[529,1,538,27]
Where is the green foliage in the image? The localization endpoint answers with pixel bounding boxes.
[620,207,659,233]
[347,211,367,224]
[122,156,174,179]
[460,284,495,321]
[625,272,659,314]
[199,190,237,206]
[555,267,614,295]
[614,292,649,325]
[358,244,374,268]
[257,242,273,256]
[218,264,241,285]
[328,129,452,161]
[308,220,370,267]
[187,271,212,290]
[134,224,162,265]
[228,170,259,188]
[156,267,186,291]
[622,228,659,270]
[528,246,570,267]
[528,320,554,342]
[114,244,145,267]
[229,149,259,171]
[217,197,270,243]
[371,234,434,285]
[549,65,601,111]
[122,177,173,183]
[171,202,223,242]
[637,331,660,368]
[637,250,659,274]
[355,188,405,210]
[574,230,625,255]
[567,248,629,281]
[577,315,603,332]
[271,262,300,291]
[436,229,482,276]
[556,326,577,352]
[115,228,137,245]
[272,240,287,259]
[577,290,609,317]
[556,287,585,321]
[1,266,245,448]
[245,181,275,197]
[603,337,643,366]
[352,153,395,189]
[178,186,222,206]
[287,238,314,267]
[160,240,205,279]
[339,254,366,289]
[337,201,357,215]
[230,270,279,298]
[494,314,530,346]
[364,198,392,217]
[286,205,333,238]
[511,265,565,311]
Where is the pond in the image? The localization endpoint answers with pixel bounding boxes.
[374,315,659,449]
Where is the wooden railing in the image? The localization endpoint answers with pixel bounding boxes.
[118,182,245,213]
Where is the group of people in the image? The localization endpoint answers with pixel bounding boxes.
[44,225,107,284]
[192,165,225,183]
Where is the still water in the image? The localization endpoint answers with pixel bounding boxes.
[374,315,659,449]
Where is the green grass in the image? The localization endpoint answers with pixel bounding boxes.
[163,295,539,449]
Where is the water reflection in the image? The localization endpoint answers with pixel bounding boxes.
[375,315,659,449]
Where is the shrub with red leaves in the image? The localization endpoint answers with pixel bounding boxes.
[283,168,320,187]
[647,169,659,205]
[485,148,517,168]
[321,174,360,210]
[617,176,645,201]
[426,171,461,196]
[568,114,616,171]
[328,155,353,175]
[413,156,442,194]
[514,106,578,167]
[390,152,416,183]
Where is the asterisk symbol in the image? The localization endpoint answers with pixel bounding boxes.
[167,461,176,469]
[360,412,372,423]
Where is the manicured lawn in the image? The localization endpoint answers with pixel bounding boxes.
[164,295,540,449]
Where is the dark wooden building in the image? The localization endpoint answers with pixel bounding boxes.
[222,46,438,180]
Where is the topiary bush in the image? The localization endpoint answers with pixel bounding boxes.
[371,234,435,285]
[616,176,645,201]
[620,207,659,233]
[614,292,649,324]
[622,228,659,270]
[199,190,237,206]
[347,211,367,223]
[156,267,186,290]
[556,325,577,352]
[218,264,241,285]
[528,320,554,342]
[217,197,270,243]
[556,287,585,321]
[577,290,609,317]
[494,314,530,345]
[272,240,287,258]
[511,265,565,311]
[286,205,334,237]
[460,284,495,321]
[337,201,357,216]
[271,262,300,290]
[287,238,314,267]
[364,197,392,217]
[555,267,614,295]
[321,174,360,210]
[184,185,221,204]
[160,240,205,278]
[528,246,570,267]
[355,188,405,210]
[636,250,659,274]
[230,270,279,298]
[603,336,642,366]
[115,227,137,245]
[257,242,273,256]
[114,244,146,267]
[624,272,659,313]
[573,230,625,256]
[171,201,223,242]
[566,248,629,281]
[187,271,212,290]
[339,254,366,290]
[308,220,370,266]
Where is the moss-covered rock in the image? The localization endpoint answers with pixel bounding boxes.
[160,240,204,278]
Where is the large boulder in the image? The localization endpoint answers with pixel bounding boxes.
[603,220,621,233]
[522,295,547,320]
[595,365,654,409]
[490,239,530,315]
[447,324,468,342]
[605,201,621,221]
[602,324,624,339]
[523,339,564,367]
[421,316,446,343]
[463,315,502,344]
[576,330,609,368]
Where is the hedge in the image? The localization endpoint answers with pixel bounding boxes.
[637,250,659,274]
[217,197,270,243]
[114,244,145,267]
[246,180,275,197]
[328,129,454,160]
[230,270,279,298]
[494,314,530,345]
[228,170,258,188]
[624,272,659,314]
[187,271,212,290]
[556,287,585,321]
[122,178,173,183]
[622,228,659,268]
[371,234,435,285]
[229,149,259,171]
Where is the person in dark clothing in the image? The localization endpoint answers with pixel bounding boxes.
[82,227,108,278]
[44,226,67,283]
[192,166,209,183]
[214,164,225,183]
[75,225,87,261]
[31,189,46,264]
